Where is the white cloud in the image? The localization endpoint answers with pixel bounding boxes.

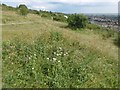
[1,0,119,13]
[79,0,119,2]
[1,0,30,4]
[31,4,58,11]
[2,0,119,4]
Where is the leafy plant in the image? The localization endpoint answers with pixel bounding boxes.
[67,14,88,29]
[18,4,29,16]
[2,31,118,88]
[53,14,67,22]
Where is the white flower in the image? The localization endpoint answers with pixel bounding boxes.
[66,52,68,55]
[54,52,56,55]
[53,58,57,61]
[58,60,60,63]
[28,57,31,60]
[60,52,63,54]
[59,47,62,50]
[32,68,34,70]
[47,58,49,60]
[56,54,59,56]
[34,54,37,56]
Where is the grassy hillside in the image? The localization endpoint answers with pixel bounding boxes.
[2,10,119,88]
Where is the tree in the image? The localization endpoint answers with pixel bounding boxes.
[2,4,7,6]
[68,14,88,29]
[18,4,29,16]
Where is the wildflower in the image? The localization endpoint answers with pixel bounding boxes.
[47,58,49,60]
[56,54,59,56]
[11,62,14,65]
[54,52,56,55]
[32,67,34,70]
[98,58,101,60]
[59,53,62,56]
[53,58,57,61]
[10,46,15,49]
[14,84,16,86]
[59,47,62,50]
[28,57,31,60]
[11,52,15,55]
[64,54,66,56]
[66,52,68,55]
[34,54,37,56]
[58,60,60,63]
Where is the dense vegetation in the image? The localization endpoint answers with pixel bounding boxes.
[2,31,118,88]
[18,4,29,16]
[68,14,88,29]
[1,3,119,88]
[1,4,68,22]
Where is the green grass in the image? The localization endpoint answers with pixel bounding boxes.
[2,10,119,88]
[2,31,118,88]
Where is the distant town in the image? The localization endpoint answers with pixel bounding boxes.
[87,14,118,31]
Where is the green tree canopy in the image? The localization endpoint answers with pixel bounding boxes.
[18,4,29,16]
[68,14,88,29]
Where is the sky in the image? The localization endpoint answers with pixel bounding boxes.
[1,0,119,14]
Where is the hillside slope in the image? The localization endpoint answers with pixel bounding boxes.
[2,10,118,88]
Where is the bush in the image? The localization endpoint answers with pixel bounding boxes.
[41,13,51,19]
[18,4,29,16]
[2,4,17,11]
[29,10,40,15]
[53,14,67,22]
[68,14,88,29]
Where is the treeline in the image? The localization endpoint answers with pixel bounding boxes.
[1,3,90,29]
[2,3,102,30]
[1,4,68,22]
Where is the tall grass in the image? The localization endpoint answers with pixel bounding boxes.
[2,31,118,88]
[2,10,119,88]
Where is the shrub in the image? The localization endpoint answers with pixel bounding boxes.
[18,4,29,16]
[41,13,51,19]
[68,14,88,29]
[29,10,40,15]
[2,4,7,6]
[53,14,67,22]
[2,4,17,11]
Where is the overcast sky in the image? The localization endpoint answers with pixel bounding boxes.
[1,0,119,14]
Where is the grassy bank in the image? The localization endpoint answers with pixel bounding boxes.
[2,10,119,88]
[2,31,118,88]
